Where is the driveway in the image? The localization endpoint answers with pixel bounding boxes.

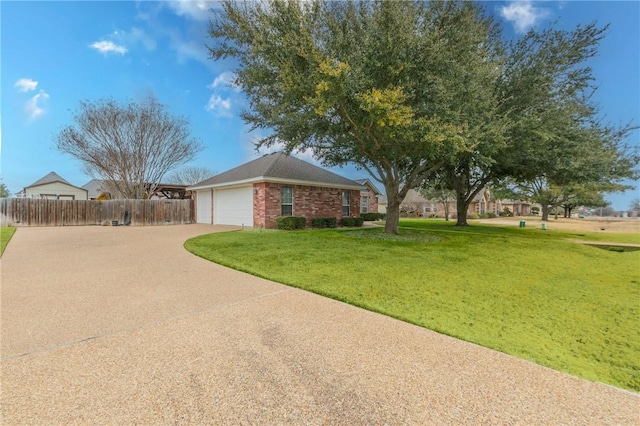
[1,225,638,424]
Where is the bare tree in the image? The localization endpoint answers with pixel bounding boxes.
[168,166,216,185]
[56,97,203,199]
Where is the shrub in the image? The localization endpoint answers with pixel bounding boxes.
[360,212,385,221]
[340,216,364,227]
[487,212,497,218]
[311,217,337,228]
[532,206,540,215]
[468,213,480,220]
[500,207,514,217]
[276,216,306,230]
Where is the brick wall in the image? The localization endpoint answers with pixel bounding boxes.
[254,182,360,229]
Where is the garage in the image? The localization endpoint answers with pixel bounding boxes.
[196,190,213,224]
[214,186,254,227]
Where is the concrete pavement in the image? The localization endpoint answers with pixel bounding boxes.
[1,225,638,424]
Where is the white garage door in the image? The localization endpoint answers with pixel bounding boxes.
[214,187,254,227]
[196,190,212,224]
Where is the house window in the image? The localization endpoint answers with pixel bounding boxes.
[342,190,350,216]
[480,201,486,215]
[281,187,293,216]
[424,204,431,213]
[361,195,369,213]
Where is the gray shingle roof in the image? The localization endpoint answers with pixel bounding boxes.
[354,178,383,195]
[189,152,362,189]
[27,171,73,188]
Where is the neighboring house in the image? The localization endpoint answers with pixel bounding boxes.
[82,179,190,200]
[188,152,364,228]
[401,188,532,217]
[353,178,383,214]
[19,172,88,200]
[377,195,388,214]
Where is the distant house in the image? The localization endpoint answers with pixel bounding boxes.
[353,178,383,214]
[19,172,88,200]
[188,152,364,228]
[401,188,532,218]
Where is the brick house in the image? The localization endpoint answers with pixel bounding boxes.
[188,152,364,228]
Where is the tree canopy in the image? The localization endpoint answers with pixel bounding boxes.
[209,0,497,233]
[56,97,203,199]
[209,0,638,230]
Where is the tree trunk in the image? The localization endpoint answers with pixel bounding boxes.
[541,204,550,221]
[384,197,401,234]
[444,201,450,221]
[455,193,469,226]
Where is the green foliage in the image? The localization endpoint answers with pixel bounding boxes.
[208,0,498,234]
[360,212,385,221]
[0,182,10,198]
[500,207,514,217]
[276,216,306,230]
[185,219,640,391]
[311,217,337,228]
[340,216,364,227]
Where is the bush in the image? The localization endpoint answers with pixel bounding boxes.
[468,213,480,220]
[276,216,306,230]
[340,216,364,227]
[500,207,514,217]
[360,212,385,221]
[311,217,337,228]
[487,212,497,218]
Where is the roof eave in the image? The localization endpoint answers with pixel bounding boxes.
[188,176,363,191]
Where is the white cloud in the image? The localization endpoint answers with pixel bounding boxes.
[14,78,38,92]
[25,90,49,120]
[112,27,157,51]
[208,71,241,92]
[499,1,550,33]
[166,0,212,21]
[206,94,232,117]
[90,40,128,55]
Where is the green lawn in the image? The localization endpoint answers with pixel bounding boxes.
[1,227,16,257]
[185,219,640,392]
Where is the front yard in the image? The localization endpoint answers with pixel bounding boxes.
[185,219,640,392]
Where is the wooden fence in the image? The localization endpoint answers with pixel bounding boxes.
[0,198,194,227]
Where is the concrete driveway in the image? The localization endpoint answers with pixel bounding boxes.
[1,225,638,424]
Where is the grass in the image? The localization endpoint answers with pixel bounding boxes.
[1,227,16,257]
[185,219,640,392]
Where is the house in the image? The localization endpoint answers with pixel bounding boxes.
[353,179,383,214]
[19,172,88,200]
[188,152,364,228]
[400,188,532,218]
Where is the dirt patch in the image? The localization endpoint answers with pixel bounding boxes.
[474,216,640,234]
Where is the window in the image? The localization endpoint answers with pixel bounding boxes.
[361,195,369,213]
[342,190,350,216]
[281,187,293,216]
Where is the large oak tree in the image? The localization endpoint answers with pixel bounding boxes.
[208,0,499,234]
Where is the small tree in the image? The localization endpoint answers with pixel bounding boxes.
[168,166,216,186]
[56,97,203,199]
[0,181,10,198]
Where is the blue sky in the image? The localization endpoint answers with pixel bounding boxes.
[1,0,638,210]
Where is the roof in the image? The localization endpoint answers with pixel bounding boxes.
[188,152,363,190]
[25,172,87,192]
[27,172,73,188]
[354,178,383,195]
